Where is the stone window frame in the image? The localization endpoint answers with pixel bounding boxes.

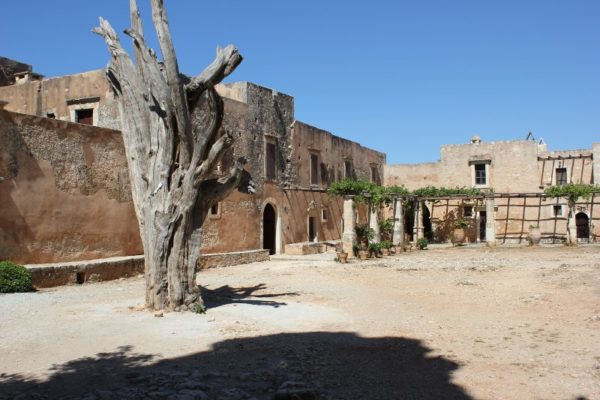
[469,160,491,188]
[321,209,328,222]
[463,205,474,218]
[370,163,381,184]
[264,134,278,182]
[309,150,320,186]
[344,159,354,180]
[67,96,100,126]
[552,204,563,217]
[554,166,569,186]
[209,202,221,219]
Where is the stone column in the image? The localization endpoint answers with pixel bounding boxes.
[369,203,380,243]
[567,202,577,245]
[392,199,404,245]
[414,201,423,242]
[485,197,496,247]
[342,196,356,257]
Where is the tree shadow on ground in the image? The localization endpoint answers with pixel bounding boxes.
[0,332,473,400]
[200,283,298,309]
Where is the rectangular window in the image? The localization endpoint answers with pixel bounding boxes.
[474,163,487,185]
[553,205,562,217]
[210,203,219,215]
[75,108,94,125]
[310,153,319,185]
[556,167,567,186]
[464,206,473,217]
[265,141,277,181]
[370,165,380,185]
[322,209,328,221]
[344,160,353,180]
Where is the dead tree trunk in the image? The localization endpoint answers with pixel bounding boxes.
[94,0,244,311]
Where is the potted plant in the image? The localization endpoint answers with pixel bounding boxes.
[355,224,375,259]
[368,242,382,258]
[416,237,428,250]
[528,224,541,246]
[380,240,393,256]
[452,218,467,246]
[379,218,394,241]
[355,224,374,249]
[335,244,348,263]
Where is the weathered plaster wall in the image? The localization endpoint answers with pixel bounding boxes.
[386,140,546,192]
[537,150,594,187]
[0,110,142,263]
[439,140,540,192]
[384,162,441,190]
[291,121,386,188]
[0,69,120,129]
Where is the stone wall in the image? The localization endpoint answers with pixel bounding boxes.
[538,150,594,188]
[384,162,441,190]
[0,69,120,129]
[291,121,386,187]
[0,110,142,263]
[0,71,393,262]
[198,249,269,270]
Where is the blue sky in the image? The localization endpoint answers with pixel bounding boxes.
[1,1,598,164]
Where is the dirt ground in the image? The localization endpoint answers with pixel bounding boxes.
[1,245,599,400]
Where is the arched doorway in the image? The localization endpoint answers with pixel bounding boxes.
[263,204,277,255]
[576,212,590,240]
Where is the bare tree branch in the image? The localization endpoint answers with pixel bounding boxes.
[194,130,234,183]
[200,157,247,206]
[150,0,192,167]
[186,45,243,106]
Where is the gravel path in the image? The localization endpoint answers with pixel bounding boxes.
[1,245,599,399]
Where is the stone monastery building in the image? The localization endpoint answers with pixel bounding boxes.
[0,57,598,265]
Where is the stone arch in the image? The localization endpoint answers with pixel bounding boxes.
[261,199,281,255]
[576,211,590,240]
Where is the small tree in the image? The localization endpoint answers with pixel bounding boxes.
[94,0,246,311]
[544,184,599,245]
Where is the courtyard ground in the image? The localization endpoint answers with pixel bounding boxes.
[1,245,599,399]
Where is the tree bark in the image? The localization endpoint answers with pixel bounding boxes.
[94,0,244,311]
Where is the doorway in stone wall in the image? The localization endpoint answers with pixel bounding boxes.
[479,211,487,241]
[576,212,590,242]
[423,205,433,241]
[263,204,277,255]
[308,216,317,242]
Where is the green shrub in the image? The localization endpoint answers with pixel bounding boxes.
[368,242,382,254]
[193,302,206,314]
[0,261,33,293]
[355,224,375,242]
[454,218,468,229]
[380,240,393,250]
[416,238,428,250]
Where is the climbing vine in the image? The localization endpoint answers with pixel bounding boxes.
[412,186,484,197]
[327,180,484,204]
[544,184,600,204]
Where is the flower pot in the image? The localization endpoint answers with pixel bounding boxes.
[381,248,390,256]
[452,228,466,245]
[337,251,348,263]
[528,227,541,246]
[358,250,369,260]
